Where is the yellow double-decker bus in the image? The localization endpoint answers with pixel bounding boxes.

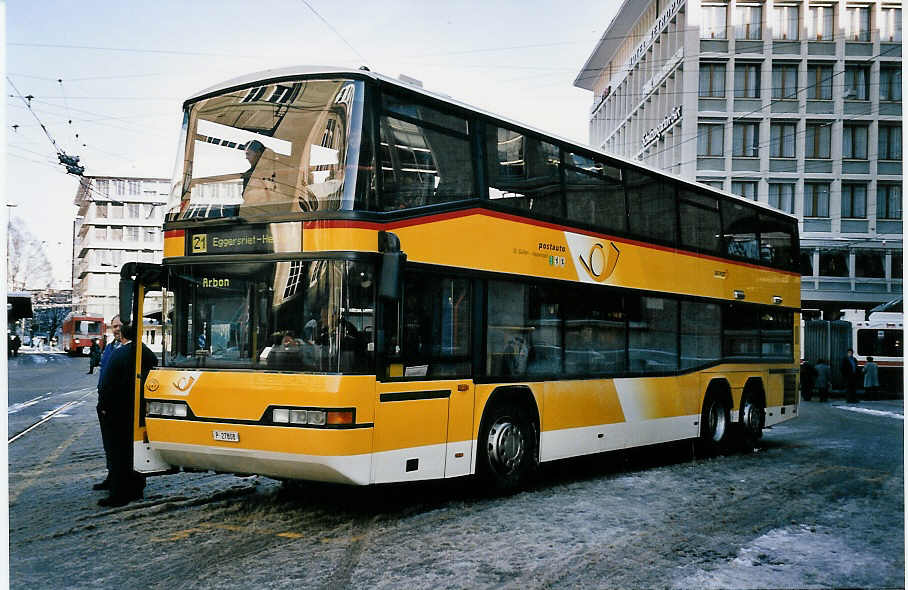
[122,66,800,490]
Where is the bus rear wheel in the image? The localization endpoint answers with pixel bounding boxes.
[739,394,765,449]
[478,402,536,492]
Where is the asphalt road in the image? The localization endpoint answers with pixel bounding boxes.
[8,353,905,589]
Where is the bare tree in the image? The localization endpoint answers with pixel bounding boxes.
[7,217,53,291]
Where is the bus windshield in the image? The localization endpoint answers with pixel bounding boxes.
[165,259,375,372]
[77,321,102,335]
[167,78,368,220]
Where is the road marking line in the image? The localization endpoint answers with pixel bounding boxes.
[835,405,904,420]
[9,421,94,503]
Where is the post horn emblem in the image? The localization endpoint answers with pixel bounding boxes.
[577,242,620,283]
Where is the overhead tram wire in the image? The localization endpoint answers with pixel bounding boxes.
[298,0,368,65]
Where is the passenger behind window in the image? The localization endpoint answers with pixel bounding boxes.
[267,330,303,370]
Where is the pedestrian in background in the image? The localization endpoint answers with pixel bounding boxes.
[87,338,101,374]
[801,359,817,401]
[863,357,880,399]
[815,359,831,403]
[97,321,157,507]
[841,348,859,403]
[93,315,124,492]
[11,333,21,357]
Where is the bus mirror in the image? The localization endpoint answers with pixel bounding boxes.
[378,231,405,300]
[379,252,405,300]
[119,278,135,325]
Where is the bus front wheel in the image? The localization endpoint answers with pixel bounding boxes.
[478,402,536,492]
[699,395,730,454]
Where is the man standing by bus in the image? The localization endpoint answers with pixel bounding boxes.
[93,315,124,492]
[841,349,860,403]
[97,321,157,507]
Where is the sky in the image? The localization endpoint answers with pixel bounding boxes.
[4,0,620,288]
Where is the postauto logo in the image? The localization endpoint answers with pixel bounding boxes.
[566,233,620,283]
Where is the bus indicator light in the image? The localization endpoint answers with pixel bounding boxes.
[326,410,354,425]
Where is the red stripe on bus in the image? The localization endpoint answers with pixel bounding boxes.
[305,209,800,277]
[164,230,185,238]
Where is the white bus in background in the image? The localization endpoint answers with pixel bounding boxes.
[849,299,903,396]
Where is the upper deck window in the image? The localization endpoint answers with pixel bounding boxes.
[379,93,475,210]
[168,78,370,221]
[486,126,561,218]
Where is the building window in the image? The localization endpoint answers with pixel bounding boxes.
[94,226,107,241]
[800,250,814,276]
[733,122,760,157]
[114,180,126,196]
[769,183,794,212]
[128,180,140,195]
[126,203,140,218]
[770,122,796,158]
[844,5,871,42]
[844,65,870,100]
[842,124,869,159]
[144,228,158,242]
[877,184,902,219]
[702,4,728,39]
[819,249,849,277]
[841,184,867,218]
[95,202,108,218]
[125,226,140,241]
[734,63,761,98]
[731,180,758,200]
[771,64,798,99]
[880,67,902,101]
[698,123,725,156]
[110,204,124,219]
[804,182,830,217]
[699,180,725,190]
[892,253,903,277]
[699,63,726,97]
[879,125,902,160]
[95,179,109,195]
[807,5,835,40]
[805,122,831,158]
[772,4,799,39]
[735,4,763,39]
[855,251,885,278]
[807,64,833,99]
[881,7,902,42]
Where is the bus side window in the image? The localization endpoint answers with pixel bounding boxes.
[759,213,797,269]
[624,169,677,245]
[486,126,562,218]
[679,190,720,254]
[399,275,471,378]
[721,201,760,261]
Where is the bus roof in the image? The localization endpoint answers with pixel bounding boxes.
[185,65,798,222]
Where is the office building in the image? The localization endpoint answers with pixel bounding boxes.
[72,176,168,323]
[575,0,902,317]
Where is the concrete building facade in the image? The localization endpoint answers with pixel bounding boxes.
[576,0,902,317]
[72,176,168,323]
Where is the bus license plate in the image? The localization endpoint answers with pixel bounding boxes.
[82,347,90,354]
[213,430,239,442]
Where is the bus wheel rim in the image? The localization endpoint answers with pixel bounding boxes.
[709,403,726,442]
[487,418,524,474]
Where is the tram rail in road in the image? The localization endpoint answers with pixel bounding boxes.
[7,389,95,444]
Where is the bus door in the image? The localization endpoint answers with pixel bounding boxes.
[119,262,173,476]
[373,379,474,483]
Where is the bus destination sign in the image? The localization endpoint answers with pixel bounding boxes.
[189,226,274,255]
